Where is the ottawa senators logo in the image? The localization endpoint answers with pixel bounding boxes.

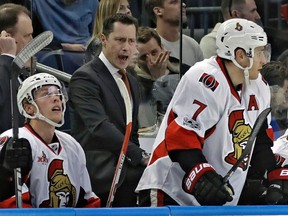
[225,110,252,171]
[235,22,243,31]
[199,73,219,92]
[40,159,76,207]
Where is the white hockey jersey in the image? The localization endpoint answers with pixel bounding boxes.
[136,56,272,206]
[272,130,288,166]
[0,125,100,208]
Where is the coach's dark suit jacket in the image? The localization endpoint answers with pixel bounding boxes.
[0,55,27,134]
[69,56,145,195]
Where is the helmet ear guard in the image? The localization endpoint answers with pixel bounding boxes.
[17,73,66,127]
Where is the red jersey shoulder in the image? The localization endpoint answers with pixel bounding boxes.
[0,136,9,146]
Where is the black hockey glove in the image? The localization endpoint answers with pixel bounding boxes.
[0,136,32,201]
[182,163,234,205]
[238,178,267,205]
[0,136,32,171]
[265,167,288,204]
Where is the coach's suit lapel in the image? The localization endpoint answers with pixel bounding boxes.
[92,58,126,120]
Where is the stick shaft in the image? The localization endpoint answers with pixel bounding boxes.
[36,63,71,83]
[10,31,53,208]
[106,77,132,207]
[10,66,22,207]
[106,123,132,207]
[14,168,22,208]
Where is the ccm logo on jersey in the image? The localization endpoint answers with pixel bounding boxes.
[199,73,219,92]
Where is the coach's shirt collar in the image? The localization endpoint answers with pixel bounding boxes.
[99,52,121,79]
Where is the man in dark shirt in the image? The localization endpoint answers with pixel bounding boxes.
[0,3,33,133]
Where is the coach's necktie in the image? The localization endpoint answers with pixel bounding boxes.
[118,69,131,98]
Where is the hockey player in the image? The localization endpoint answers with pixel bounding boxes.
[136,18,288,206]
[0,73,100,208]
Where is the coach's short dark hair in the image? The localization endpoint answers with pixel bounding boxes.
[102,13,138,37]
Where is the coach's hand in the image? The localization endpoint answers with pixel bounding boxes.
[182,163,234,205]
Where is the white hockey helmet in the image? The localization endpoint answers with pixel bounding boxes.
[17,73,66,127]
[216,18,267,62]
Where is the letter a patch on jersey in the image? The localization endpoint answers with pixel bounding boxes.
[199,73,219,92]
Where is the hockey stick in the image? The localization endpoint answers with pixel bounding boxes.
[10,31,53,208]
[179,0,183,77]
[222,107,271,184]
[36,62,71,83]
[106,76,132,207]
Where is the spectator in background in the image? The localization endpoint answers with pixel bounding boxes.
[0,3,33,134]
[229,0,262,26]
[117,0,132,15]
[128,0,144,25]
[277,49,288,62]
[144,0,203,68]
[135,26,181,135]
[261,60,288,138]
[200,0,262,59]
[85,0,132,62]
[69,14,149,207]
[31,0,98,52]
[0,0,27,6]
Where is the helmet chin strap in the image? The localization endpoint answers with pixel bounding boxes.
[231,58,253,86]
[37,112,64,128]
[25,101,65,128]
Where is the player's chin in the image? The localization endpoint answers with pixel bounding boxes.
[50,114,62,123]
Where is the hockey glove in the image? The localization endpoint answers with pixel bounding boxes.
[0,137,32,201]
[238,178,267,205]
[0,136,32,171]
[266,167,288,204]
[182,163,234,205]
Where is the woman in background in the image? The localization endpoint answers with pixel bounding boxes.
[85,0,132,62]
